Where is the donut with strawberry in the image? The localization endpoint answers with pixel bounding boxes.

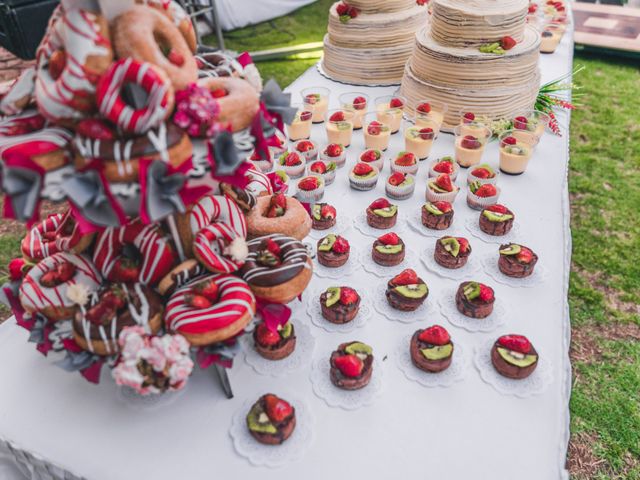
[410,325,454,373]
[246,394,296,445]
[434,236,471,269]
[253,318,296,360]
[246,193,311,241]
[455,281,495,318]
[330,341,374,390]
[491,334,539,379]
[320,286,360,324]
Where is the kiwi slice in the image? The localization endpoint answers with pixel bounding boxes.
[482,211,513,222]
[499,244,521,256]
[421,344,453,361]
[425,203,443,215]
[318,234,336,252]
[375,244,403,254]
[395,283,428,299]
[497,347,538,368]
[246,404,277,434]
[463,282,480,300]
[280,322,293,339]
[429,181,447,193]
[325,287,341,307]
[441,237,460,257]
[373,205,398,218]
[345,342,372,356]
[312,204,322,221]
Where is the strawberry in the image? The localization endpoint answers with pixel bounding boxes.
[298,176,319,191]
[367,121,382,135]
[48,49,66,80]
[528,3,538,13]
[474,184,497,198]
[391,269,418,286]
[284,152,301,166]
[500,36,517,50]
[369,198,391,210]
[498,334,531,354]
[389,97,404,109]
[462,112,475,123]
[266,206,279,218]
[39,270,59,288]
[457,237,470,253]
[334,354,364,377]
[435,174,453,192]
[305,93,319,105]
[360,149,379,162]
[188,294,213,309]
[378,232,400,245]
[211,88,227,98]
[353,163,373,176]
[388,172,406,186]
[321,204,336,219]
[111,258,140,283]
[461,135,481,150]
[264,394,293,422]
[478,284,494,303]
[416,102,431,113]
[353,96,367,110]
[167,48,185,66]
[340,287,359,305]
[265,238,282,256]
[195,281,219,302]
[432,201,452,213]
[325,143,343,157]
[471,167,492,178]
[487,204,508,214]
[8,258,27,281]
[272,193,287,209]
[77,119,114,140]
[310,161,327,174]
[513,116,528,130]
[299,110,313,122]
[256,324,281,347]
[502,136,517,146]
[395,152,415,166]
[433,161,454,174]
[418,325,450,346]
[86,303,115,325]
[332,236,350,253]
[329,111,345,122]
[336,2,349,15]
[56,262,76,282]
[418,127,434,140]
[517,247,534,264]
[296,140,315,152]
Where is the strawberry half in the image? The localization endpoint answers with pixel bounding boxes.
[418,325,450,346]
[389,98,404,108]
[332,236,350,253]
[417,102,431,113]
[369,198,391,210]
[340,287,359,305]
[299,110,313,122]
[391,268,418,286]
[367,121,382,135]
[284,152,302,166]
[474,184,497,198]
[195,280,219,302]
[502,136,517,146]
[265,238,282,256]
[517,247,534,263]
[334,354,364,377]
[310,161,327,174]
[433,160,454,174]
[296,140,315,152]
[329,111,345,122]
[305,93,319,105]
[56,262,77,282]
[461,135,481,150]
[188,294,213,309]
[471,167,492,178]
[388,172,406,186]
[264,394,294,422]
[513,116,528,130]
[325,143,343,157]
[435,174,454,192]
[321,204,336,219]
[478,284,494,303]
[487,204,508,214]
[361,149,380,162]
[462,112,475,123]
[378,232,400,245]
[457,237,470,253]
[353,96,367,110]
[353,163,373,176]
[500,36,517,50]
[498,334,531,354]
[432,201,452,213]
[418,128,434,140]
[256,323,281,346]
[395,152,416,166]
[298,176,319,191]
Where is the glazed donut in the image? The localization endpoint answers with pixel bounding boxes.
[245,166,274,197]
[136,0,197,53]
[73,122,192,183]
[0,67,36,116]
[96,59,174,134]
[239,234,313,304]
[165,273,256,346]
[34,9,113,123]
[93,219,176,286]
[111,5,198,91]
[197,77,260,132]
[21,210,94,262]
[219,183,257,213]
[157,259,204,296]
[72,283,163,356]
[19,252,102,321]
[246,194,311,241]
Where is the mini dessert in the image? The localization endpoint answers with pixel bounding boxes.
[415,100,446,129]
[157,259,205,296]
[294,139,318,163]
[330,341,374,390]
[364,114,391,151]
[349,162,379,191]
[359,148,384,171]
[325,109,354,147]
[386,269,429,312]
[428,156,459,181]
[269,131,287,157]
[391,151,419,175]
[404,126,435,160]
[312,203,337,230]
[453,125,491,168]
[386,172,415,200]
[308,160,337,186]
[426,173,459,203]
[491,334,539,379]
[479,204,515,236]
[375,95,404,134]
[499,131,535,175]
[410,325,454,373]
[248,149,273,173]
[296,175,325,203]
[467,181,500,210]
[286,107,313,141]
[422,201,454,230]
[540,28,561,54]
[277,151,305,178]
[246,394,296,445]
[512,110,548,141]
[366,198,398,229]
[302,86,329,123]
[320,143,346,168]
[320,286,361,324]
[455,281,495,318]
[498,244,539,278]
[467,164,498,185]
[434,236,471,269]
[246,193,311,240]
[317,234,350,268]
[340,93,368,129]
[253,319,296,360]
[458,111,489,137]
[372,232,405,266]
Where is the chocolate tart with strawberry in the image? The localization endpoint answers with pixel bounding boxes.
[467,181,500,210]
[426,173,459,204]
[491,334,538,379]
[455,281,495,318]
[294,139,318,162]
[429,156,459,181]
[422,201,454,230]
[386,172,415,200]
[386,269,429,311]
[311,203,337,230]
[253,319,296,360]
[479,204,515,236]
[317,234,350,267]
[366,198,398,229]
[320,143,346,168]
[372,232,405,266]
[498,244,538,278]
[410,325,454,373]
[308,160,337,186]
[330,341,374,390]
[246,394,296,445]
[320,286,360,324]
[434,236,471,269]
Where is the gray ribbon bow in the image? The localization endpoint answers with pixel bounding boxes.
[0,165,42,221]
[261,79,297,126]
[145,160,186,222]
[61,170,122,227]
[212,131,245,176]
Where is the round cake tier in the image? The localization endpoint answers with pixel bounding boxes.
[327,2,427,49]
[431,0,529,47]
[347,0,419,14]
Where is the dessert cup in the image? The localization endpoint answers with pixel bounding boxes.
[301,86,330,123]
[325,109,355,148]
[375,94,406,134]
[363,112,392,152]
[339,92,369,130]
[453,124,491,168]
[414,99,447,131]
[286,103,313,141]
[498,130,536,175]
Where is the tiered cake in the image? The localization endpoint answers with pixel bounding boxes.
[321,0,428,85]
[400,0,541,129]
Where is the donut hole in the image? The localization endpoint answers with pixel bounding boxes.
[154,31,174,59]
[121,82,150,110]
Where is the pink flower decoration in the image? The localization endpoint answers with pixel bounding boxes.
[173,83,222,138]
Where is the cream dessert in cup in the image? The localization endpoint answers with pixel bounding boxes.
[325,109,355,148]
[301,86,330,124]
[375,95,405,134]
[286,104,313,141]
[498,130,536,175]
[414,99,447,131]
[512,110,549,142]
[363,112,392,152]
[339,92,369,130]
[405,123,436,160]
[453,124,491,168]
[458,108,491,138]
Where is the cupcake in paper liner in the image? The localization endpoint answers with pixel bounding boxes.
[297,175,325,203]
[386,172,415,200]
[294,139,319,163]
[390,151,419,175]
[359,148,385,171]
[467,181,501,210]
[308,160,337,186]
[320,143,346,168]
[349,162,380,191]
[248,149,273,173]
[467,163,500,185]
[278,151,306,179]
[428,156,459,181]
[269,130,288,157]
[426,173,460,203]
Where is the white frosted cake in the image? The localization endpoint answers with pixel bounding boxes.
[321,0,428,85]
[399,0,541,129]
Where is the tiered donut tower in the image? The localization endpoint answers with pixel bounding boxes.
[0,0,313,394]
[399,0,541,129]
[321,0,428,85]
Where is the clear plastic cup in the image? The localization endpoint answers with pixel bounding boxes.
[498,129,537,175]
[325,108,355,148]
[301,86,330,123]
[286,102,313,142]
[414,99,447,131]
[374,94,406,134]
[512,109,549,142]
[453,124,492,168]
[339,92,369,130]
[363,111,392,152]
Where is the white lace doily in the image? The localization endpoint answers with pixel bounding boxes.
[307,214,351,240]
[408,210,457,237]
[474,339,553,398]
[360,248,418,276]
[240,322,316,377]
[229,395,314,468]
[309,356,383,410]
[464,217,522,244]
[373,284,436,323]
[313,245,361,279]
[438,288,507,333]
[115,384,188,411]
[395,335,468,388]
[420,245,480,280]
[481,255,548,288]
[305,289,372,333]
[353,211,408,237]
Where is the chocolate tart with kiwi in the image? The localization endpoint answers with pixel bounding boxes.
[479,205,514,236]
[372,232,405,266]
[311,203,337,230]
[410,325,454,373]
[491,334,539,379]
[385,269,429,311]
[434,236,471,269]
[498,243,538,278]
[317,234,350,268]
[246,394,296,445]
[320,286,360,324]
[330,341,374,390]
[253,320,296,360]
[366,198,398,229]
[422,201,454,230]
[455,281,495,318]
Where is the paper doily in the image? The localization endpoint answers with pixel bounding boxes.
[408,210,457,237]
[313,245,362,279]
[474,339,553,398]
[438,288,507,333]
[360,248,418,276]
[306,289,372,333]
[420,245,480,280]
[309,356,383,410]
[481,255,548,288]
[464,217,522,244]
[395,335,468,388]
[115,384,188,411]
[353,211,408,237]
[240,322,315,377]
[307,214,352,240]
[230,395,314,468]
[372,284,436,323]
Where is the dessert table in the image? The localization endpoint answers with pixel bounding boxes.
[0,27,574,480]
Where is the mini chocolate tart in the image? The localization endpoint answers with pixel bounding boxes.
[329,341,374,390]
[246,394,296,445]
[386,279,429,311]
[366,205,398,229]
[253,322,297,360]
[410,330,454,373]
[433,237,471,269]
[317,235,349,268]
[320,287,360,324]
[479,207,515,236]
[491,338,539,379]
[498,244,538,278]
[372,238,405,266]
[455,281,494,318]
[422,204,454,230]
[312,203,337,230]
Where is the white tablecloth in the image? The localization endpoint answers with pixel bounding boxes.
[0,30,574,480]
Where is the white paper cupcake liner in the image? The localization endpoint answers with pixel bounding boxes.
[306,288,372,333]
[313,245,361,279]
[310,168,336,186]
[408,209,456,237]
[296,184,325,203]
[373,283,436,323]
[390,162,419,175]
[466,187,501,211]
[354,211,407,237]
[115,384,188,411]
[438,288,507,333]
[348,173,380,191]
[425,187,460,204]
[466,168,500,185]
[465,217,522,244]
[308,213,351,240]
[282,163,305,179]
[420,245,480,280]
[428,161,459,181]
[360,247,417,276]
[481,255,548,288]
[251,160,273,173]
[320,150,346,167]
[385,181,416,200]
[358,150,385,171]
